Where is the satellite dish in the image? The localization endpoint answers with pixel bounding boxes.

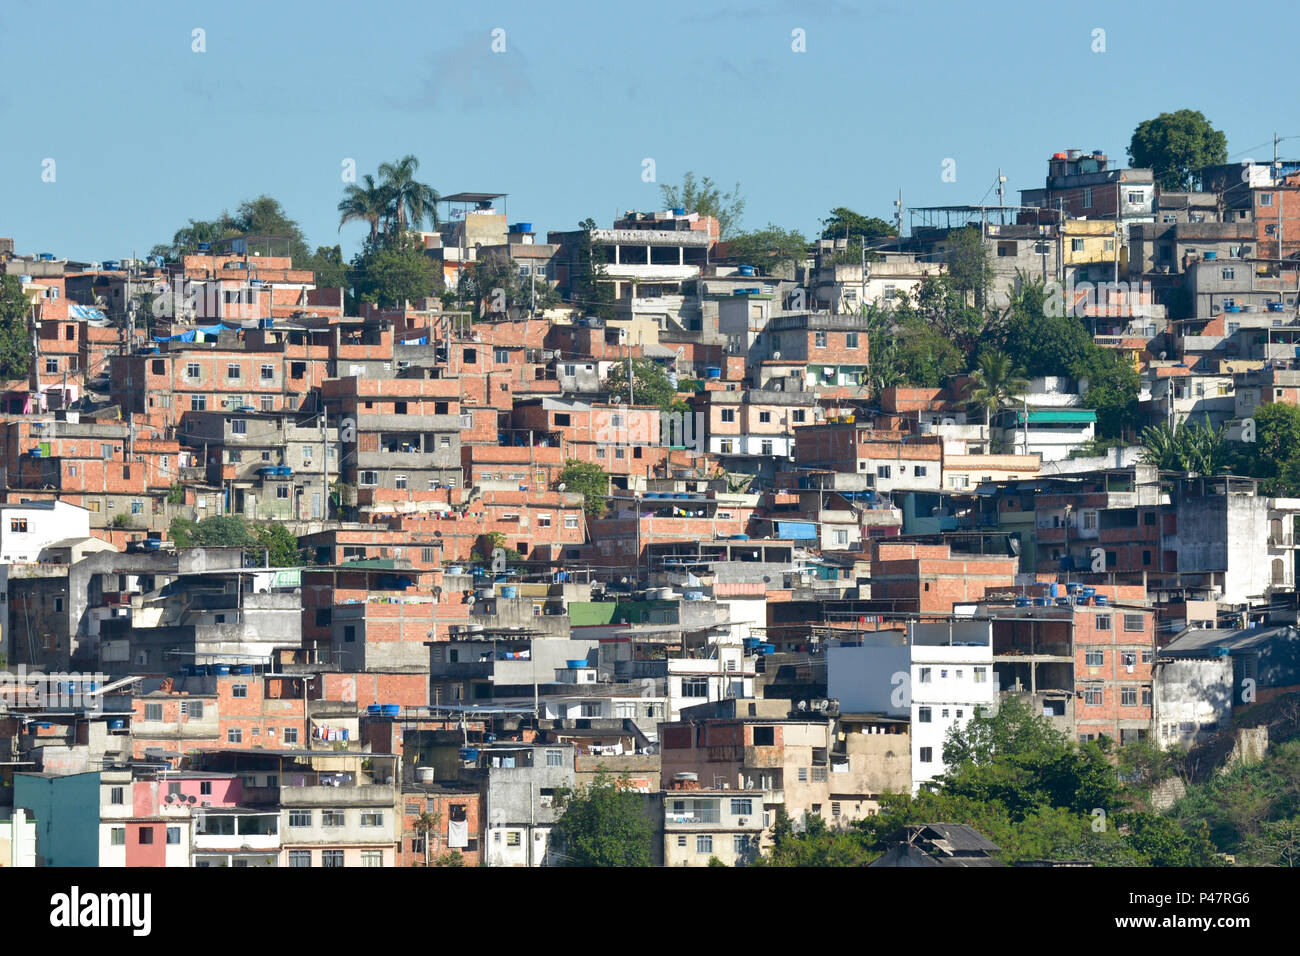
[557,482,566,492]
[797,700,808,712]
[434,531,442,538]
[772,351,782,361]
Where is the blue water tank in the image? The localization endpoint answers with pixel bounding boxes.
[512,222,533,233]
[367,704,382,715]
[1094,594,1109,606]
[1032,597,1049,607]
[738,265,756,277]
[1015,597,1031,607]
[500,585,518,599]
[705,367,722,379]
[671,207,686,215]
[1204,251,1217,260]
[381,704,400,717]
[212,664,231,676]
[108,719,126,731]
[1050,583,1060,598]
[459,747,479,762]
[565,659,589,669]
[231,664,253,675]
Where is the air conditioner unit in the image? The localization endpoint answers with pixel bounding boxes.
[737,818,747,826]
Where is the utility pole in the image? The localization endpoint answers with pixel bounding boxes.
[1276,132,1284,267]
[322,408,329,521]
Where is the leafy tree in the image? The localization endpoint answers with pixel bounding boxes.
[753,809,876,867]
[1078,350,1141,440]
[1230,401,1300,495]
[1120,811,1221,866]
[944,226,994,311]
[551,772,654,866]
[820,207,898,243]
[304,245,349,293]
[859,304,901,395]
[152,196,312,266]
[659,172,745,237]
[965,350,1028,429]
[723,224,808,276]
[569,218,616,320]
[603,358,686,413]
[462,254,559,320]
[557,460,609,517]
[0,275,32,380]
[1128,110,1228,191]
[892,320,966,388]
[1246,817,1300,867]
[252,523,302,567]
[169,515,255,549]
[377,155,441,233]
[942,695,1068,769]
[351,232,442,309]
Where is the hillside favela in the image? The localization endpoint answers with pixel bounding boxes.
[3,118,1300,875]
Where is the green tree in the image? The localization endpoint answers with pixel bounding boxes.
[754,810,876,867]
[0,275,33,380]
[1128,110,1228,191]
[304,245,349,293]
[377,155,441,233]
[945,226,994,312]
[820,207,898,243]
[557,460,609,517]
[551,772,654,866]
[252,523,302,567]
[603,358,686,412]
[351,232,442,309]
[569,218,616,320]
[169,515,256,549]
[723,224,808,276]
[1230,401,1300,495]
[1139,415,1228,475]
[892,319,966,388]
[462,254,560,319]
[337,173,392,245]
[659,172,745,237]
[1078,350,1141,441]
[152,196,312,266]
[965,350,1028,430]
[942,695,1067,769]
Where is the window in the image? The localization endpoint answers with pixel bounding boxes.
[227,363,241,380]
[505,831,521,847]
[833,529,849,546]
[538,514,552,528]
[720,408,736,423]
[1142,688,1153,707]
[45,357,59,374]
[677,835,687,848]
[1082,187,1093,208]
[719,439,733,454]
[110,786,125,805]
[321,850,344,867]
[230,419,247,436]
[277,485,289,500]
[546,749,564,767]
[758,411,772,424]
[797,767,808,782]
[139,828,154,845]
[1123,614,1145,632]
[1084,688,1103,706]
[1071,238,1085,253]
[360,812,384,827]
[289,810,313,828]
[919,747,933,763]
[199,781,212,796]
[734,834,749,855]
[360,471,378,486]
[752,726,775,746]
[914,465,927,478]
[564,514,579,530]
[1222,267,1235,281]
[876,465,892,479]
[289,850,311,867]
[322,812,344,828]
[227,728,242,743]
[1085,649,1104,667]
[730,799,753,816]
[394,475,407,490]
[812,767,828,782]
[361,851,383,867]
[1121,687,1138,706]
[1095,614,1112,630]
[760,440,774,456]
[166,827,181,845]
[260,364,274,380]
[144,704,162,721]
[845,332,859,348]
[232,684,248,698]
[110,828,125,846]
[696,835,713,854]
[186,362,201,379]
[284,727,299,745]
[815,330,827,347]
[343,625,356,643]
[918,667,932,684]
[918,706,932,723]
[181,700,203,719]
[261,395,274,412]
[682,677,709,698]
[191,395,207,411]
[1260,192,1274,207]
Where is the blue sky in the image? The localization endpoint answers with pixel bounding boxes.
[1,0,1295,262]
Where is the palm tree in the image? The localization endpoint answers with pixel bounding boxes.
[1142,416,1228,475]
[337,174,391,245]
[965,350,1029,442]
[378,155,441,234]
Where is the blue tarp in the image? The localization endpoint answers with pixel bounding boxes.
[776,521,818,540]
[69,304,107,321]
[154,323,232,343]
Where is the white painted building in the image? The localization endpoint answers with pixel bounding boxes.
[0,501,91,563]
[827,620,996,792]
